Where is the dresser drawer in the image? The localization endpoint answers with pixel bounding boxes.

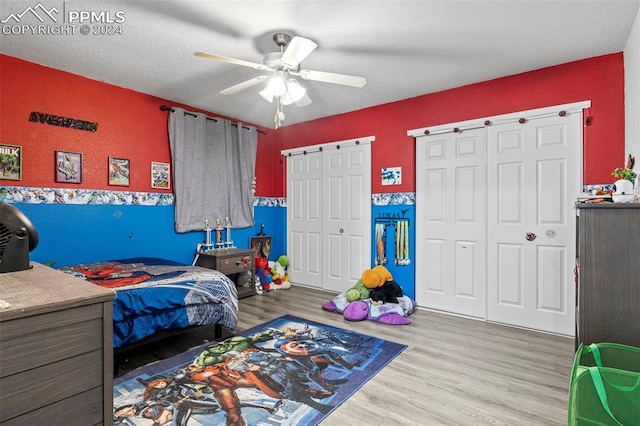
[1,386,104,426]
[0,317,103,378]
[216,254,253,274]
[0,350,104,422]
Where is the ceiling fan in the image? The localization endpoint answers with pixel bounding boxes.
[195,33,367,128]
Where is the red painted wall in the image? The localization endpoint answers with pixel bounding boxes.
[0,54,274,193]
[1,53,625,197]
[272,53,625,195]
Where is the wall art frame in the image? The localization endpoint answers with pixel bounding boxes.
[108,156,130,186]
[55,150,83,183]
[151,161,170,189]
[0,143,23,181]
[381,166,402,185]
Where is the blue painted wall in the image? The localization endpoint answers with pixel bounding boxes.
[6,189,415,299]
[15,202,286,267]
[370,204,416,300]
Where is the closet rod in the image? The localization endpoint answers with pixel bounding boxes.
[160,105,267,135]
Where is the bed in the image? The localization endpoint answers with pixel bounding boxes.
[57,257,239,350]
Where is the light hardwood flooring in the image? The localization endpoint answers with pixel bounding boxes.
[116,285,575,425]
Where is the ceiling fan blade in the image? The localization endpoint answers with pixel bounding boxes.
[281,36,318,68]
[298,69,366,88]
[221,76,268,95]
[194,52,269,70]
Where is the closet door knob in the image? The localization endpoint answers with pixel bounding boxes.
[525,232,537,241]
[339,228,344,234]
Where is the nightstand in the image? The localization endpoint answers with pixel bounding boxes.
[194,248,256,298]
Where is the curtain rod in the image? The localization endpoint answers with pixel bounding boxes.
[160,105,267,135]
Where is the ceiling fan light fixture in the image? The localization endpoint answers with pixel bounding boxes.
[286,79,306,103]
[280,92,294,106]
[259,87,274,103]
[195,32,364,128]
[267,71,287,96]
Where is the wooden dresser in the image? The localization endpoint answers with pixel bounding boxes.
[0,262,115,425]
[575,203,640,349]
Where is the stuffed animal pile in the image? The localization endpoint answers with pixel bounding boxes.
[254,255,291,294]
[323,265,416,325]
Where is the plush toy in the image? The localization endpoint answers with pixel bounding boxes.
[369,280,404,304]
[255,257,273,291]
[322,264,415,325]
[323,293,415,325]
[343,300,370,321]
[277,255,290,281]
[361,265,393,290]
[269,260,282,282]
[268,256,291,289]
[345,279,370,302]
[361,269,383,289]
[372,265,393,282]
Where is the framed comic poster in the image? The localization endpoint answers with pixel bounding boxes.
[151,161,170,189]
[108,157,130,186]
[0,143,22,180]
[55,150,82,183]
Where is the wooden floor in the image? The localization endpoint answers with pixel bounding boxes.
[116,285,575,425]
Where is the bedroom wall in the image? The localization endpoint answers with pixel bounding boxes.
[271,53,625,297]
[0,54,284,267]
[274,53,625,193]
[1,53,627,294]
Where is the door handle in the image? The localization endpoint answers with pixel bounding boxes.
[525,232,537,241]
[339,228,344,234]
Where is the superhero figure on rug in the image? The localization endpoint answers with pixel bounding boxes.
[177,348,333,426]
[137,375,282,426]
[271,325,369,389]
[166,324,371,425]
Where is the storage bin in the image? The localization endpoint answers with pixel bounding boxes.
[572,343,640,382]
[569,343,640,425]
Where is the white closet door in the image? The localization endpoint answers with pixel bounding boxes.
[287,152,323,288]
[486,112,581,335]
[415,128,487,318]
[323,144,372,293]
[285,138,372,292]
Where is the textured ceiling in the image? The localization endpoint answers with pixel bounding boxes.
[1,0,639,128]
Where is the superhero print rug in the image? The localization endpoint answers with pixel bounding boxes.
[113,314,407,425]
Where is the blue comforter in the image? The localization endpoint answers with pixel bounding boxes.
[58,257,238,348]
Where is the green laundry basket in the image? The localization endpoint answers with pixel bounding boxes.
[569,343,640,425]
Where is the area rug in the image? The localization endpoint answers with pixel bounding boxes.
[113,314,406,425]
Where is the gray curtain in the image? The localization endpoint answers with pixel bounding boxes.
[168,107,258,232]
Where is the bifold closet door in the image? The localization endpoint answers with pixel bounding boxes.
[323,144,371,293]
[486,112,581,336]
[414,105,582,336]
[415,128,487,318]
[287,152,323,288]
[287,141,372,292]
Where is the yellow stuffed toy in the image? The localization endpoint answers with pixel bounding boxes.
[372,265,393,282]
[361,269,382,289]
[361,265,393,289]
[361,265,399,305]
